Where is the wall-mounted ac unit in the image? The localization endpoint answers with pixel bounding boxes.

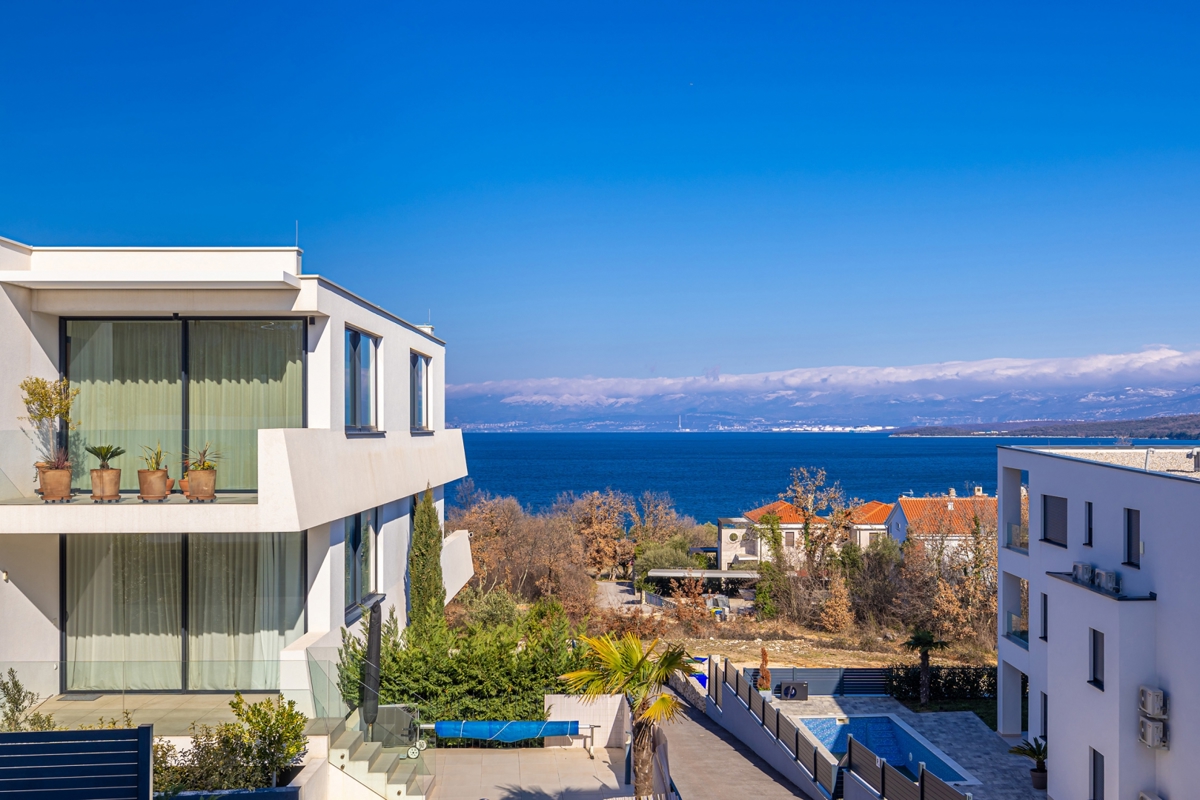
[1072,562,1094,583]
[1139,717,1168,750]
[1094,569,1120,594]
[1139,793,1164,800]
[1140,686,1168,719]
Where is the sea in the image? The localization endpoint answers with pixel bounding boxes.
[453,432,1195,524]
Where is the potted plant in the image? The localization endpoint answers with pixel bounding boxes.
[757,647,773,702]
[38,448,73,502]
[138,443,170,501]
[84,445,125,501]
[18,376,79,495]
[184,443,221,501]
[1009,736,1047,789]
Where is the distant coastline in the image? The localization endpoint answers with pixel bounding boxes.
[891,413,1200,440]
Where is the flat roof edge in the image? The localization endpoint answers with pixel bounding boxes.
[999,445,1200,485]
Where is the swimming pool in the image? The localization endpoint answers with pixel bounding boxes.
[799,715,978,785]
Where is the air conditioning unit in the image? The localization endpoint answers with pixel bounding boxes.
[1139,717,1168,750]
[1095,569,1121,594]
[1139,793,1165,800]
[1072,562,1094,583]
[1140,686,1168,719]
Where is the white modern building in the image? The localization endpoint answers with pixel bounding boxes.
[997,445,1200,800]
[0,234,472,712]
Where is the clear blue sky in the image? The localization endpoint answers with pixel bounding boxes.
[4,2,1200,384]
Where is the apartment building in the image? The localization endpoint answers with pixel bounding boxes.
[997,445,1200,800]
[0,234,471,713]
[716,499,893,569]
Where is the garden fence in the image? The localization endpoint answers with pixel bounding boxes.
[0,725,153,799]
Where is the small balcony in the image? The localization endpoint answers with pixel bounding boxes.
[1004,522,1029,553]
[1005,611,1029,649]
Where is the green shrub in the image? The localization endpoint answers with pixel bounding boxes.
[410,487,446,626]
[153,693,308,791]
[459,586,522,628]
[885,665,996,702]
[0,668,56,732]
[338,597,584,724]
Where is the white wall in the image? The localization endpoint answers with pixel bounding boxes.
[999,446,1200,799]
[543,693,629,749]
[0,535,60,697]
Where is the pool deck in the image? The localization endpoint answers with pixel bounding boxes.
[775,696,1047,800]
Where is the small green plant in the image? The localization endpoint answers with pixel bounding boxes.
[0,668,57,732]
[230,693,308,787]
[184,442,222,471]
[79,711,135,730]
[84,444,126,469]
[1009,736,1047,771]
[19,376,79,433]
[140,442,169,471]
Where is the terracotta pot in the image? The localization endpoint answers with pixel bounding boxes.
[39,468,72,499]
[188,469,216,499]
[179,476,189,496]
[137,469,169,499]
[1030,769,1046,790]
[90,468,121,499]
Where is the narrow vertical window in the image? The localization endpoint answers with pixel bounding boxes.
[1090,748,1104,800]
[1089,629,1104,690]
[1040,692,1048,739]
[410,351,431,431]
[1040,593,1048,641]
[1124,508,1140,567]
[345,328,379,431]
[345,508,378,612]
[1084,501,1093,546]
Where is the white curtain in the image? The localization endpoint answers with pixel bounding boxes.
[67,321,182,491]
[188,533,305,690]
[188,321,303,491]
[66,534,183,691]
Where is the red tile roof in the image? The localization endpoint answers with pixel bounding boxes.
[897,495,996,537]
[743,499,894,527]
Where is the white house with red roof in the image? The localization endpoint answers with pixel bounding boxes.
[884,487,997,544]
[716,498,895,570]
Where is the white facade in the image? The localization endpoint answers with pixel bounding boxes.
[0,235,470,710]
[997,445,1200,800]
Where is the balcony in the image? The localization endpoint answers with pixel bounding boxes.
[1005,611,1029,649]
[1004,522,1029,553]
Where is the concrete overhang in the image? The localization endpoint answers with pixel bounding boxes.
[0,269,301,290]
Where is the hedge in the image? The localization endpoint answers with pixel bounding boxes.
[884,665,996,702]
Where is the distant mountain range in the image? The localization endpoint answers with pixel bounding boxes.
[447,347,1200,432]
[895,415,1200,439]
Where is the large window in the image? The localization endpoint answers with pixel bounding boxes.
[1090,748,1105,800]
[64,532,304,692]
[410,351,431,431]
[1041,495,1068,546]
[1124,508,1141,567]
[345,509,378,612]
[1089,628,1105,690]
[345,328,378,431]
[65,318,304,492]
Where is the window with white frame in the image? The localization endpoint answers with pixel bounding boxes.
[345,328,379,431]
[410,351,431,430]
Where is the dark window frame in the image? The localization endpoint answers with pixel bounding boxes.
[1040,691,1048,739]
[1084,501,1093,546]
[1124,508,1141,568]
[1090,747,1104,800]
[1039,593,1048,641]
[410,350,432,432]
[1041,494,1069,547]
[1089,628,1105,690]
[345,326,380,433]
[60,315,308,494]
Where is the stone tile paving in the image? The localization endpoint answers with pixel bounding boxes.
[433,747,631,800]
[774,696,1047,800]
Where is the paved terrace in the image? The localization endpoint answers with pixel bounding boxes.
[775,696,1046,800]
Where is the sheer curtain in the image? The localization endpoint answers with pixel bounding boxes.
[67,321,182,491]
[188,321,303,491]
[65,534,183,691]
[188,532,305,690]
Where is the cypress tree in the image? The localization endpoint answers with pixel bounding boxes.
[409,487,445,627]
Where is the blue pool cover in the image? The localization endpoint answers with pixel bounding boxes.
[800,716,965,783]
[434,720,580,742]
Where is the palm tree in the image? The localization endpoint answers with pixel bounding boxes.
[902,629,948,706]
[561,633,696,799]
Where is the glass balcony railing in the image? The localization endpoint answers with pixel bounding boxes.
[1005,523,1029,552]
[1006,612,1029,648]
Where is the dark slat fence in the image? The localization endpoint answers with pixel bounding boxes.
[0,725,152,800]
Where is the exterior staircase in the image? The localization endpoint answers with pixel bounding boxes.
[327,712,434,799]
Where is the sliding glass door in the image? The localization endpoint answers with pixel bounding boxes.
[65,532,305,692]
[64,318,303,493]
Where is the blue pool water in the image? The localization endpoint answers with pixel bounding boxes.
[801,716,966,783]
